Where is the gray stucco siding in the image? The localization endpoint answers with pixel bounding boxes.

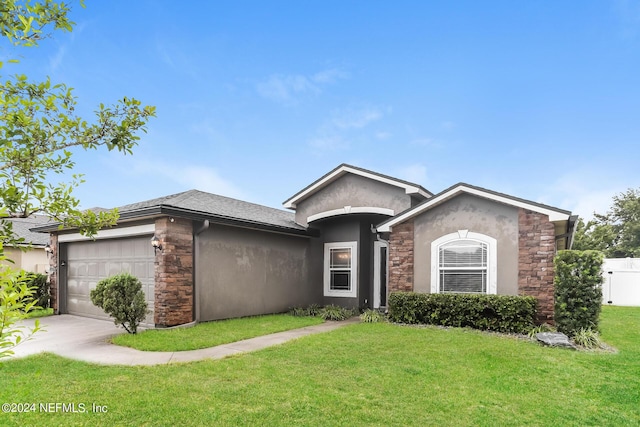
[196,224,313,321]
[309,214,387,309]
[295,174,413,226]
[412,193,519,295]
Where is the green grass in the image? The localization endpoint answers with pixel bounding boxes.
[24,308,54,319]
[1,306,639,426]
[111,314,324,351]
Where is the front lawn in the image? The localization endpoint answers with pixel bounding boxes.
[112,314,324,351]
[24,308,54,319]
[1,306,638,426]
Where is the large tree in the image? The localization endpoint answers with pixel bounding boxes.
[573,188,640,258]
[0,0,155,242]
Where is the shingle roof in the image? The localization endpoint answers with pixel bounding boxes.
[118,189,307,232]
[3,215,53,246]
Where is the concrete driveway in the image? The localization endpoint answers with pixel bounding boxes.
[8,314,357,366]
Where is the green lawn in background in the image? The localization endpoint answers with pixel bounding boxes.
[111,314,324,351]
[24,308,53,319]
[1,306,638,426]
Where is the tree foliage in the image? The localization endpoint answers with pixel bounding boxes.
[0,241,40,359]
[0,0,154,354]
[0,0,155,240]
[573,189,640,258]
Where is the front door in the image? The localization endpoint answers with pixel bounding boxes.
[373,241,388,309]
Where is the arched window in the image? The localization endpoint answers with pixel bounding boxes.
[431,231,497,294]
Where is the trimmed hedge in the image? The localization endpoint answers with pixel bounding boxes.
[388,292,537,333]
[554,250,604,336]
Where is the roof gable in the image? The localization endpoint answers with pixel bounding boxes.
[283,163,432,209]
[377,183,572,232]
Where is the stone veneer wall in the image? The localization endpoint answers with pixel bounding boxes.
[154,217,194,326]
[388,220,415,293]
[518,209,557,324]
[48,233,59,313]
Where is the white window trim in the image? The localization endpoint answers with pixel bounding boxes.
[324,241,358,298]
[430,230,497,295]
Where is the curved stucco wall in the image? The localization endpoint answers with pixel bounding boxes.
[413,193,519,295]
[295,174,413,226]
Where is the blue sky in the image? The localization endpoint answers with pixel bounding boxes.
[7,0,640,219]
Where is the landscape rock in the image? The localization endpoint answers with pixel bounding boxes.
[535,332,576,349]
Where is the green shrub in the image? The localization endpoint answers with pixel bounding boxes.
[360,309,385,323]
[90,273,148,334]
[289,306,309,317]
[554,250,604,336]
[24,272,49,309]
[320,304,354,321]
[307,303,322,316]
[387,292,537,334]
[572,327,603,349]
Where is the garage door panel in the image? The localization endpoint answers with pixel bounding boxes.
[65,236,155,325]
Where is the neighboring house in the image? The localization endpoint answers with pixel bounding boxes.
[33,164,576,327]
[2,215,51,274]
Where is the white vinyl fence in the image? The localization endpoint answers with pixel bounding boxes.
[602,258,640,307]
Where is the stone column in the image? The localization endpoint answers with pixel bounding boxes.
[388,220,415,293]
[518,209,556,324]
[154,217,194,327]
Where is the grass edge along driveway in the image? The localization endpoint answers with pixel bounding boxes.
[111,313,324,351]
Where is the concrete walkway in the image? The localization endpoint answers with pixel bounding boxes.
[10,315,359,366]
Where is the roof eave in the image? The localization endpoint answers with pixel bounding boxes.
[34,205,315,238]
[377,184,572,233]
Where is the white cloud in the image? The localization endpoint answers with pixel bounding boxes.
[311,68,350,84]
[331,106,383,129]
[155,40,200,79]
[397,164,428,185]
[308,135,349,152]
[307,104,386,153]
[256,74,319,104]
[127,158,247,200]
[49,45,66,72]
[176,166,247,199]
[375,131,392,140]
[256,68,348,104]
[540,171,627,220]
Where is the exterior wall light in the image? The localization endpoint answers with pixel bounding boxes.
[44,243,54,257]
[151,235,163,254]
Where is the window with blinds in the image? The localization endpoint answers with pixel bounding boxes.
[324,241,358,297]
[438,239,487,293]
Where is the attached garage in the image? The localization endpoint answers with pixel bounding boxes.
[61,234,155,324]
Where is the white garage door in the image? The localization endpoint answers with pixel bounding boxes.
[66,236,155,324]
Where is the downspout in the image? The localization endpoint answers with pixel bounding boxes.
[192,220,210,324]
